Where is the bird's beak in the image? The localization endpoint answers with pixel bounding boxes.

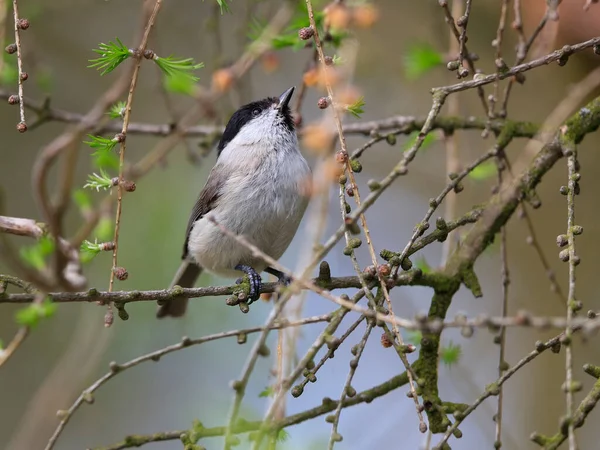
[277,86,295,110]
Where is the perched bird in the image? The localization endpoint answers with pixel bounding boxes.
[157,87,311,318]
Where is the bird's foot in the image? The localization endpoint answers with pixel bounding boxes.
[235,264,262,304]
[265,267,293,286]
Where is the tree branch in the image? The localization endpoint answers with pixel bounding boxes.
[531,365,600,449]
[416,94,600,435]
[0,271,439,304]
[92,372,410,450]
[437,36,600,95]
[0,87,540,141]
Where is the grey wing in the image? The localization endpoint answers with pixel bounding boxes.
[181,167,225,259]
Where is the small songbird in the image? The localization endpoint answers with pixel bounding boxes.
[157,87,311,318]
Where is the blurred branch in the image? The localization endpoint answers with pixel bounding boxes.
[0,274,36,293]
[0,215,67,251]
[0,292,43,369]
[0,327,28,368]
[0,215,86,290]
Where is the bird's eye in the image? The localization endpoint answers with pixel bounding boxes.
[252,108,261,117]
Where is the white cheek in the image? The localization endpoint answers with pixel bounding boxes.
[219,113,271,163]
[224,111,277,148]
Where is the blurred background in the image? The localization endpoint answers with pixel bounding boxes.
[1,0,600,449]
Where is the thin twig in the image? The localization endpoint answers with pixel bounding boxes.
[327,322,374,448]
[269,294,286,438]
[520,203,565,302]
[108,0,163,301]
[438,36,600,96]
[457,0,473,69]
[439,0,489,115]
[315,32,399,441]
[500,6,550,116]
[512,0,526,56]
[295,316,364,394]
[494,161,510,448]
[0,0,7,81]
[0,292,44,369]
[564,147,579,450]
[11,0,26,129]
[490,0,509,119]
[0,326,28,368]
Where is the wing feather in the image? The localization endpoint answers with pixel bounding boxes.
[181,168,225,259]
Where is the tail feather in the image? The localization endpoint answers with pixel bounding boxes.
[156,261,202,319]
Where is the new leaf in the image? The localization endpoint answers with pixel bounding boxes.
[89,38,132,75]
[153,56,204,82]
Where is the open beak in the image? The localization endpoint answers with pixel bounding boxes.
[277,86,295,110]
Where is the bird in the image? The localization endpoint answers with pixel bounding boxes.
[157,87,311,318]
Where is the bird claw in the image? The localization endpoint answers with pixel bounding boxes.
[265,267,293,287]
[278,274,293,286]
[234,264,262,304]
